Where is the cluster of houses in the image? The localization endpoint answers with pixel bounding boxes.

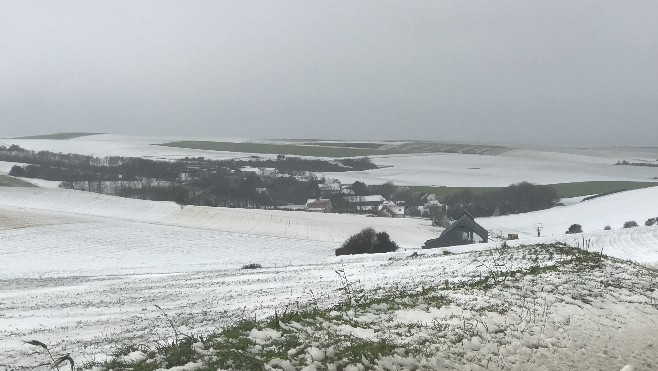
[232,169,492,249]
[299,178,447,218]
[298,181,446,220]
[305,196,407,217]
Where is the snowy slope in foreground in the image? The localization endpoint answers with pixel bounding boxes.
[1,187,658,369]
[2,244,656,370]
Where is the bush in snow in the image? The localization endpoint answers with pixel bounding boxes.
[645,217,657,226]
[604,225,612,230]
[241,263,262,270]
[8,165,25,177]
[623,220,638,228]
[335,228,399,256]
[565,224,583,234]
[373,231,399,253]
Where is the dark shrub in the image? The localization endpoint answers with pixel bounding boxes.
[241,263,262,270]
[603,225,612,230]
[373,231,399,253]
[335,228,399,256]
[8,165,25,177]
[566,224,583,234]
[623,221,638,228]
[645,218,657,226]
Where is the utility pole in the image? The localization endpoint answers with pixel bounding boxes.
[534,223,543,237]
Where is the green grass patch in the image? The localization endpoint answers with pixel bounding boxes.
[88,284,450,371]
[409,185,503,200]
[549,181,658,198]
[13,132,100,140]
[161,141,385,157]
[159,140,509,158]
[0,175,35,187]
[87,243,628,371]
[410,181,658,201]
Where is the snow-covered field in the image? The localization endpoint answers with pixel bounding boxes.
[318,151,658,187]
[1,136,658,370]
[0,134,254,161]
[1,184,658,370]
[480,186,658,264]
[0,187,439,248]
[2,134,658,187]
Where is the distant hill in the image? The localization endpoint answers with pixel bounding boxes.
[13,132,101,140]
[160,140,511,157]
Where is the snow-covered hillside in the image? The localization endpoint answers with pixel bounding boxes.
[477,186,658,264]
[1,187,657,369]
[481,186,658,238]
[2,239,656,371]
[1,139,658,370]
[2,185,657,263]
[0,187,440,248]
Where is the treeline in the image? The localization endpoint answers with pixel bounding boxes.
[0,145,378,180]
[443,182,559,218]
[1,145,180,181]
[2,145,323,207]
[60,173,319,208]
[1,145,560,216]
[226,156,378,173]
[616,160,658,168]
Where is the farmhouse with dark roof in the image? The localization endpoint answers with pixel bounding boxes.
[423,211,488,249]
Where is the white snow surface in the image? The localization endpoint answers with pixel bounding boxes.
[1,188,657,369]
[2,134,658,187]
[1,137,658,369]
[318,151,658,187]
[0,187,440,248]
[477,186,658,264]
[0,161,25,174]
[0,134,256,160]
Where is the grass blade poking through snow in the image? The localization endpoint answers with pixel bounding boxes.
[53,354,75,371]
[23,340,74,370]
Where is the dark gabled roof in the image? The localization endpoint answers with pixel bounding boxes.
[439,210,488,239]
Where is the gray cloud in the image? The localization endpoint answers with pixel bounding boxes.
[1,1,657,147]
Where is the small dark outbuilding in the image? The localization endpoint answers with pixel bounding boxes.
[423,211,488,249]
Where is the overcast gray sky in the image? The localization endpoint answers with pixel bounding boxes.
[1,1,657,147]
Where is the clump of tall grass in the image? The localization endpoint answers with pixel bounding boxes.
[24,340,74,371]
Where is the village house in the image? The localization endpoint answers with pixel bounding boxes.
[318,179,342,196]
[343,195,387,213]
[416,192,444,216]
[422,211,488,249]
[340,184,355,195]
[239,166,278,178]
[306,198,333,213]
[377,201,405,218]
